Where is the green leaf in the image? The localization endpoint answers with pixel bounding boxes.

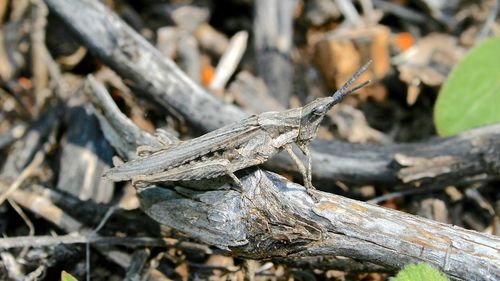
[434,37,500,136]
[61,271,79,281]
[392,263,449,281]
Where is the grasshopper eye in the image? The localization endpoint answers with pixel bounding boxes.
[313,106,325,115]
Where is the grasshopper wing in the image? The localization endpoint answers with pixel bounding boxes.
[104,117,261,181]
[131,158,232,186]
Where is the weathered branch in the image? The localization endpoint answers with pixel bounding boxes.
[137,175,500,281]
[0,235,211,253]
[87,76,500,281]
[254,0,296,106]
[44,0,500,189]
[270,124,500,186]
[44,0,246,132]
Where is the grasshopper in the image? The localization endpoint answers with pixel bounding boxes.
[104,61,371,192]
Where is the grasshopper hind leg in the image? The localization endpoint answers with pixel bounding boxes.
[227,172,244,192]
[227,172,255,202]
[136,145,162,156]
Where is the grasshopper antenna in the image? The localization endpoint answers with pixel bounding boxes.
[332,60,372,104]
[343,80,370,96]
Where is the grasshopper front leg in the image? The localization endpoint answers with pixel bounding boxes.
[297,143,312,189]
[284,144,314,191]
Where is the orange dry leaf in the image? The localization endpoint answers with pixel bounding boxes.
[381,198,399,210]
[395,32,414,51]
[201,64,215,87]
[18,76,33,89]
[175,262,189,281]
[313,25,391,92]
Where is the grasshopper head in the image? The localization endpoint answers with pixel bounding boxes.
[297,97,334,143]
[297,60,372,143]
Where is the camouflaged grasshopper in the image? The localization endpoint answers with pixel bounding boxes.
[104,61,371,191]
